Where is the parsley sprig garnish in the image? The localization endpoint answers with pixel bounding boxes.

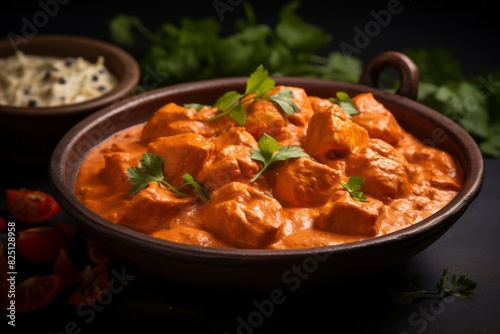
[207,65,299,125]
[126,152,209,199]
[328,91,360,118]
[388,268,477,304]
[249,133,309,182]
[340,176,368,202]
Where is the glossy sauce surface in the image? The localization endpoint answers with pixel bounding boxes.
[75,87,463,249]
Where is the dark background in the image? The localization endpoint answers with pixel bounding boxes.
[1,1,500,334]
[2,0,499,77]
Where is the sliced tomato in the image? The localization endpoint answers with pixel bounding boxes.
[53,249,82,291]
[6,189,61,223]
[16,274,64,313]
[17,226,74,264]
[68,263,109,306]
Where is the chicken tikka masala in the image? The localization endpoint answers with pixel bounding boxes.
[74,72,463,250]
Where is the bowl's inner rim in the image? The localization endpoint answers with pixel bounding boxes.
[50,76,485,259]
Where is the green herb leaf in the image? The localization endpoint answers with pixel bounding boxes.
[208,65,299,124]
[183,103,206,111]
[246,64,275,97]
[340,176,368,202]
[249,133,308,182]
[439,268,477,300]
[266,88,299,116]
[387,268,477,304]
[126,153,209,198]
[329,91,360,118]
[180,173,210,199]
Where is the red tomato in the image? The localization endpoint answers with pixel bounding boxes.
[6,189,61,223]
[68,263,109,306]
[53,249,82,291]
[16,274,64,312]
[17,226,74,264]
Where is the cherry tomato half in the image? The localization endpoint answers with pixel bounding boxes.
[6,189,61,223]
[17,226,74,264]
[68,263,109,306]
[53,249,83,291]
[16,274,64,313]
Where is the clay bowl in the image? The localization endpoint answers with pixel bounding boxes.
[49,51,484,291]
[0,34,140,164]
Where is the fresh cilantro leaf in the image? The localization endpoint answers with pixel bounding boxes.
[340,176,368,202]
[439,268,477,300]
[208,65,299,124]
[179,173,210,199]
[214,91,243,111]
[329,91,360,118]
[266,88,299,116]
[126,153,184,196]
[246,65,275,97]
[249,133,309,182]
[183,103,206,111]
[388,268,477,304]
[126,153,208,198]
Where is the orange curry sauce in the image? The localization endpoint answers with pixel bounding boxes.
[74,86,463,249]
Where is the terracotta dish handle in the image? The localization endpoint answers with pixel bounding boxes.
[359,51,420,100]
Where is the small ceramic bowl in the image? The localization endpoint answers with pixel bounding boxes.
[0,34,140,164]
[49,52,484,290]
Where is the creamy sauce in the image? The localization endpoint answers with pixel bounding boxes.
[74,87,463,249]
[0,51,117,107]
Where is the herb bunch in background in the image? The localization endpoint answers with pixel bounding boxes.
[109,1,500,157]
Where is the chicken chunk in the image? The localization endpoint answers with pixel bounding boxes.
[197,128,260,189]
[273,157,343,207]
[116,182,192,233]
[102,151,142,192]
[245,99,286,140]
[351,92,402,145]
[147,133,214,187]
[141,102,234,143]
[309,96,349,121]
[305,104,369,160]
[395,132,463,191]
[346,138,414,202]
[314,190,385,237]
[200,182,284,248]
[275,86,315,126]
